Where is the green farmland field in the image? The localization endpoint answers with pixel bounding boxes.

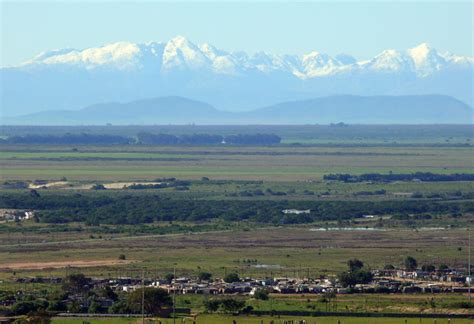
[1,145,473,181]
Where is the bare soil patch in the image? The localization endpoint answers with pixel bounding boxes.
[29,181,69,189]
[102,181,163,189]
[0,259,134,270]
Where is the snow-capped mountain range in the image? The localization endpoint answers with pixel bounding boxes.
[1,36,473,117]
[16,36,472,78]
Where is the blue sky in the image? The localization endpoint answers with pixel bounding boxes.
[1,1,472,66]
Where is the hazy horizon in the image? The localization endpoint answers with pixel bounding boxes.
[1,1,473,67]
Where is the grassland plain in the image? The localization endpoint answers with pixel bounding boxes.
[1,144,473,181]
[1,125,473,321]
[0,226,471,281]
[172,293,474,313]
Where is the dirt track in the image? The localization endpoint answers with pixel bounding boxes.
[0,259,134,270]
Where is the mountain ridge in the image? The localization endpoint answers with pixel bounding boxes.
[12,39,470,77]
[4,94,472,125]
[1,36,473,116]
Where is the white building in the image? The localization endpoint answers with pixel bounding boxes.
[282,209,310,215]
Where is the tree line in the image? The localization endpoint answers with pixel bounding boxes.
[2,133,130,145]
[324,172,474,183]
[1,191,471,225]
[1,132,281,146]
[136,132,281,145]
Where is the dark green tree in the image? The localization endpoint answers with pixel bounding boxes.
[253,289,269,300]
[203,299,221,313]
[109,300,130,314]
[221,298,246,313]
[421,264,436,272]
[404,256,418,271]
[97,286,118,301]
[12,301,37,315]
[438,264,450,272]
[165,273,175,284]
[347,259,364,271]
[338,259,373,288]
[126,288,172,315]
[46,300,67,312]
[223,272,240,283]
[67,300,82,313]
[62,273,90,294]
[198,272,212,281]
[88,297,102,314]
[337,271,357,288]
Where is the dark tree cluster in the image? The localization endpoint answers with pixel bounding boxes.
[224,133,281,145]
[2,132,282,146]
[324,172,474,183]
[337,259,373,288]
[204,298,247,314]
[0,191,471,225]
[124,180,190,190]
[3,273,173,318]
[137,132,281,145]
[3,133,131,145]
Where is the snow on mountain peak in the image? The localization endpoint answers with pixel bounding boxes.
[169,35,189,46]
[15,37,473,79]
[162,36,209,70]
[300,51,344,77]
[24,41,142,70]
[30,48,76,62]
[199,43,218,58]
[409,42,431,56]
[366,49,415,72]
[407,43,445,77]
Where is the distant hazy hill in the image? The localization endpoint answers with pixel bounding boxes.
[246,95,473,124]
[1,36,473,116]
[5,94,472,125]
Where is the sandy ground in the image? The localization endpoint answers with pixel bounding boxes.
[102,181,164,189]
[29,181,70,189]
[69,181,165,189]
[0,259,134,270]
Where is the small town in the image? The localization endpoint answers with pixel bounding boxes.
[4,263,473,309]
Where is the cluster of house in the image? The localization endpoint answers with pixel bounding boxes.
[70,270,474,296]
[8,268,472,303]
[0,209,34,223]
[375,269,472,284]
[142,272,472,296]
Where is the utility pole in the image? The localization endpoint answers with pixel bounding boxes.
[141,270,145,324]
[270,292,273,317]
[469,227,471,304]
[173,266,176,324]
